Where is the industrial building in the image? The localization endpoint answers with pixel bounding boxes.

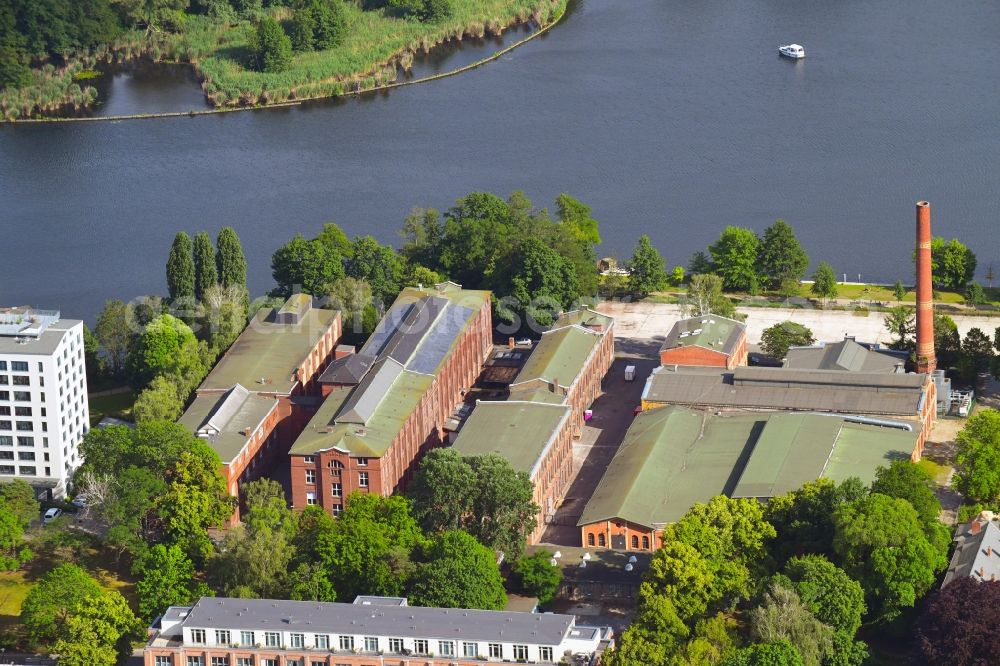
[144,595,612,666]
[287,283,492,514]
[641,364,936,458]
[578,405,917,552]
[783,337,907,373]
[451,308,614,543]
[178,295,342,521]
[0,307,88,498]
[658,315,747,369]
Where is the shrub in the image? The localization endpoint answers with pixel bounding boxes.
[250,18,293,73]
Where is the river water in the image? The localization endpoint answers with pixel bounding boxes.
[2,0,999,320]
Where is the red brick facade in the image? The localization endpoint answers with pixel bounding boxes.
[289,298,492,515]
[194,311,342,522]
[659,333,748,369]
[580,518,661,553]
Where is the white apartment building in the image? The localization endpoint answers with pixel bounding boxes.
[0,307,89,498]
[145,596,613,666]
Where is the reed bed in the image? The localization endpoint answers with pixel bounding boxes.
[2,0,566,119]
[192,0,566,107]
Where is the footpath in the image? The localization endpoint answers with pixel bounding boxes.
[596,300,1000,344]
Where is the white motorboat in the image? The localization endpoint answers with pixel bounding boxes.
[779,44,805,59]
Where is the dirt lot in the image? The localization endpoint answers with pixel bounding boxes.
[539,342,659,547]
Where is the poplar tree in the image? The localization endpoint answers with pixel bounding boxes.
[166,232,195,302]
[627,235,669,297]
[216,227,248,290]
[192,232,218,301]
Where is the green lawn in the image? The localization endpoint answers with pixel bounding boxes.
[0,524,137,647]
[88,390,136,427]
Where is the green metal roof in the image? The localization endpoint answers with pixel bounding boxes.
[289,371,434,458]
[577,407,760,529]
[553,308,614,332]
[822,422,916,485]
[660,315,745,356]
[178,390,278,465]
[199,305,339,395]
[514,326,601,389]
[506,383,568,405]
[580,407,920,527]
[731,414,843,498]
[451,401,570,475]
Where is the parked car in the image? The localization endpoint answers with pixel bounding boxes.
[42,507,63,524]
[70,495,87,509]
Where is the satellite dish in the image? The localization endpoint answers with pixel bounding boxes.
[582,552,592,561]
[579,561,587,568]
[553,551,562,559]
[628,555,638,563]
[625,563,634,572]
[550,558,558,567]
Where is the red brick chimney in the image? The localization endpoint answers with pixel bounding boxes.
[915,201,936,373]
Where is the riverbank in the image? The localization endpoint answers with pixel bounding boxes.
[1,0,566,123]
[5,4,566,124]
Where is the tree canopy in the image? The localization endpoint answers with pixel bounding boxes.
[757,219,809,290]
[510,549,563,604]
[628,235,669,297]
[408,530,506,610]
[20,563,104,646]
[166,231,195,302]
[916,577,1000,666]
[955,409,1000,503]
[759,321,815,360]
[810,262,838,302]
[708,226,760,292]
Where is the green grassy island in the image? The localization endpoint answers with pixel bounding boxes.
[0,0,566,121]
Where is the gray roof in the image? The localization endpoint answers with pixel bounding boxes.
[0,318,80,356]
[943,517,1000,587]
[319,353,376,385]
[643,366,927,416]
[180,597,575,645]
[660,315,745,356]
[336,357,405,425]
[784,339,906,373]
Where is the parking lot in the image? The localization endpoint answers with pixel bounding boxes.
[539,341,659,547]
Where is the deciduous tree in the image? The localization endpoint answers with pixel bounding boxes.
[134,544,206,621]
[408,530,506,610]
[760,322,815,360]
[95,299,137,377]
[0,502,31,571]
[749,583,832,666]
[954,409,1000,503]
[250,17,293,73]
[52,589,140,666]
[832,494,946,622]
[0,479,40,527]
[708,226,760,292]
[20,563,103,646]
[132,375,184,423]
[883,306,914,348]
[765,478,867,563]
[271,234,345,297]
[510,549,563,605]
[916,577,1000,666]
[810,262,838,303]
[407,448,474,533]
[345,235,403,305]
[685,273,737,319]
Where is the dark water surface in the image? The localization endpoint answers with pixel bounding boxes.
[2,0,999,320]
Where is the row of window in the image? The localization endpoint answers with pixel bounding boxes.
[586,532,651,550]
[304,472,367,489]
[0,391,33,402]
[0,362,30,372]
[159,656,322,666]
[0,436,40,447]
[0,465,44,476]
[188,629,549,660]
[0,451,43,461]
[0,375,32,386]
[0,406,40,417]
